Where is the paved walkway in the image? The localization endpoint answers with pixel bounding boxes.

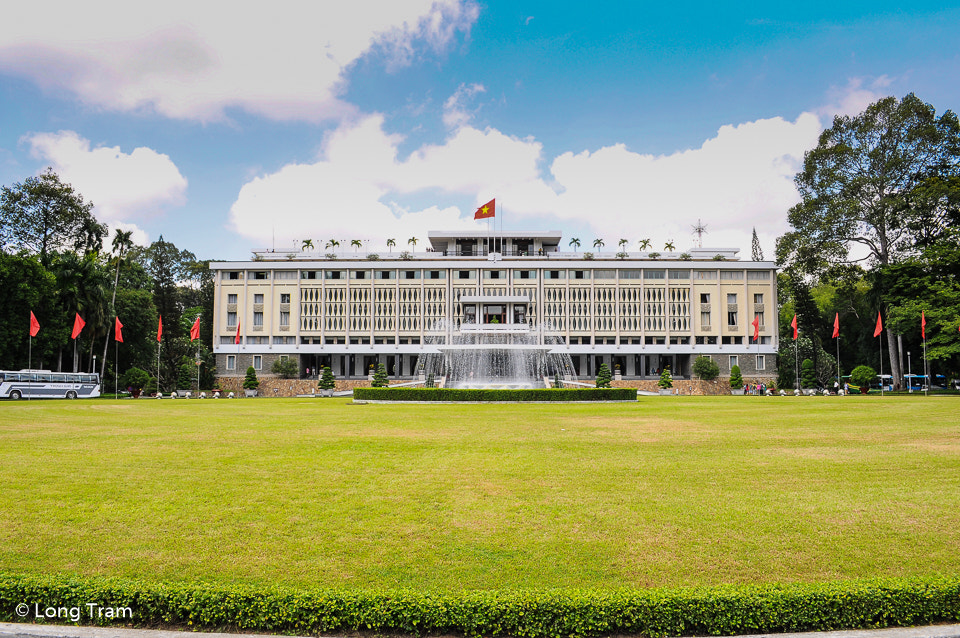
[3,622,960,638]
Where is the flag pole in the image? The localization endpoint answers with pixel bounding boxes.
[795,333,799,393]
[922,325,928,398]
[115,336,118,400]
[879,317,884,397]
[28,330,32,402]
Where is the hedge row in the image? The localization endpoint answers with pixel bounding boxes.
[353,387,638,402]
[3,573,960,637]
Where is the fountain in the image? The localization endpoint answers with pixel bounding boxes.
[415,320,577,389]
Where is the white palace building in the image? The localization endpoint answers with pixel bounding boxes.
[211,230,778,383]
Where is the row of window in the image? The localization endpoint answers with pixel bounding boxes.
[223,269,774,282]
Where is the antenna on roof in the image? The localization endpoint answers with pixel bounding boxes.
[691,219,708,248]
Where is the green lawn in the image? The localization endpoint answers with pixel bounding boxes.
[1,396,958,591]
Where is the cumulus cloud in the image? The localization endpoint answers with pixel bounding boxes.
[25,130,188,226]
[0,0,478,122]
[818,76,894,119]
[107,222,151,250]
[442,83,486,128]
[230,112,821,254]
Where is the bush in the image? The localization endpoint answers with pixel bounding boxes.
[595,363,612,388]
[177,359,195,390]
[318,366,335,391]
[271,357,299,379]
[729,364,743,389]
[658,366,673,389]
[371,363,389,388]
[243,366,259,390]
[692,356,720,381]
[850,364,877,389]
[353,388,638,402]
[121,367,149,392]
[801,358,817,389]
[1,573,958,637]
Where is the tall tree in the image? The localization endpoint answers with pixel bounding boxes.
[776,94,960,385]
[751,227,764,261]
[0,168,105,266]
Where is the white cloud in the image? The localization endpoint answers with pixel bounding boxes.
[818,76,894,119]
[26,130,188,227]
[442,83,486,128]
[107,222,151,250]
[230,112,821,255]
[0,0,478,122]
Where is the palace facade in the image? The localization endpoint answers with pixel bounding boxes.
[211,230,777,382]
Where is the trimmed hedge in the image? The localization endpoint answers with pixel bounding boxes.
[353,387,638,402]
[2,573,960,637]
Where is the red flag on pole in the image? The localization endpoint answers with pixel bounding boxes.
[921,310,926,340]
[30,311,40,337]
[190,317,200,341]
[832,313,839,339]
[115,317,124,343]
[473,198,495,220]
[752,315,760,341]
[791,314,798,340]
[874,311,883,338]
[71,313,85,339]
[157,315,163,342]
[234,320,241,345]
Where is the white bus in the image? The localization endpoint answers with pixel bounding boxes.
[0,370,101,400]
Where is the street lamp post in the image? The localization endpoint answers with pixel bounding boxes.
[908,351,912,393]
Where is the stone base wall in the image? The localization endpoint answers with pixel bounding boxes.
[213,375,767,397]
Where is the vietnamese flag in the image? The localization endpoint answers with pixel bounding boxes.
[921,310,926,340]
[190,316,201,341]
[474,198,495,220]
[791,314,798,340]
[115,317,124,343]
[157,315,163,342]
[30,311,40,337]
[874,311,883,338]
[71,313,85,339]
[234,320,241,345]
[832,312,840,339]
[752,315,760,341]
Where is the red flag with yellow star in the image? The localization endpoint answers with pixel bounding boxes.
[474,199,495,220]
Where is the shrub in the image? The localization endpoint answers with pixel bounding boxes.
[243,366,259,390]
[658,366,673,389]
[850,364,877,389]
[595,363,612,388]
[425,373,435,388]
[271,357,299,379]
[371,363,389,388]
[354,388,638,402]
[1,573,958,637]
[729,364,743,389]
[692,356,720,381]
[318,366,335,390]
[121,367,149,392]
[554,373,563,389]
[648,252,661,260]
[177,358,195,390]
[801,358,817,389]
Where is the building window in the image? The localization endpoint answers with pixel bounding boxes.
[375,270,395,280]
[700,293,710,304]
[301,271,318,279]
[280,293,290,304]
[484,270,504,280]
[727,311,738,327]
[225,271,241,280]
[754,293,764,304]
[729,355,739,369]
[700,311,711,327]
[426,270,445,279]
[228,294,238,304]
[227,312,237,327]
[668,269,690,280]
[253,312,263,327]
[619,269,641,279]
[594,270,615,279]
[325,271,343,280]
[720,270,744,280]
[695,270,717,280]
[254,293,264,303]
[279,311,290,327]
[726,293,737,305]
[275,270,297,280]
[226,355,236,370]
[544,270,566,279]
[251,271,268,280]
[756,311,765,327]
[253,355,262,370]
[644,269,665,280]
[402,270,420,279]
[351,270,368,279]
[571,270,588,279]
[457,270,475,280]
[747,271,771,280]
[513,270,536,280]
[757,355,765,371]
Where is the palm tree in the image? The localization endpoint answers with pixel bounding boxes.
[618,238,629,251]
[638,238,652,251]
[386,238,396,253]
[408,237,419,251]
[569,237,581,252]
[301,239,314,252]
[593,238,605,251]
[664,240,675,252]
[326,239,340,252]
[99,229,134,380]
[351,239,362,253]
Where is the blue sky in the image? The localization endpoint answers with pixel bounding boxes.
[1,1,958,260]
